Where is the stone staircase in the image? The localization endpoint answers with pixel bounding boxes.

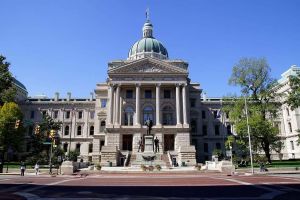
[127,154,136,167]
[161,154,172,168]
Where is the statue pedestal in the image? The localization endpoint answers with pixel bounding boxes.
[61,161,74,175]
[144,135,154,153]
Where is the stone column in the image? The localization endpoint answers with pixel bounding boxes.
[115,85,120,125]
[176,84,181,125]
[156,84,161,126]
[107,85,114,125]
[182,84,188,125]
[135,84,141,126]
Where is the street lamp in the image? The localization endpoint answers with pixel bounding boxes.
[244,95,254,174]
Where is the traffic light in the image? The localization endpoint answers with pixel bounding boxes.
[34,125,40,134]
[50,129,55,138]
[15,120,20,129]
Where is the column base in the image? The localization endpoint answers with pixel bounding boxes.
[176,123,183,128]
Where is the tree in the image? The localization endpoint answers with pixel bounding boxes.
[29,113,62,163]
[0,55,15,105]
[227,57,282,163]
[0,102,24,161]
[286,73,300,110]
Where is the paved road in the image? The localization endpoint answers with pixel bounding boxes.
[0,173,300,199]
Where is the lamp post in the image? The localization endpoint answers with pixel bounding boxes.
[244,95,254,174]
[68,107,75,160]
[230,145,233,175]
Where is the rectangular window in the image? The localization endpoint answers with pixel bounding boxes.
[201,110,206,119]
[289,122,292,133]
[126,90,133,99]
[190,98,196,107]
[78,111,83,119]
[164,89,171,99]
[145,90,152,98]
[88,143,93,153]
[202,125,207,136]
[76,143,81,152]
[216,143,221,150]
[42,110,47,116]
[291,141,295,150]
[30,111,35,119]
[63,143,68,152]
[101,99,107,108]
[53,110,59,119]
[204,143,208,153]
[215,125,220,135]
[213,110,218,119]
[66,111,70,119]
[28,126,33,136]
[191,119,197,133]
[90,111,95,119]
[226,112,229,119]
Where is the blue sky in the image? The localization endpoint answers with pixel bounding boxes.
[1,0,300,98]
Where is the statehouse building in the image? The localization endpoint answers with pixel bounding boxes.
[14,17,300,166]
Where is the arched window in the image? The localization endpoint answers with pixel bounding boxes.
[162,106,174,125]
[143,106,154,124]
[100,121,106,132]
[89,126,94,135]
[124,107,134,126]
[64,125,69,136]
[77,126,82,135]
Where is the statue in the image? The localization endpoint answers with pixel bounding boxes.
[144,119,153,135]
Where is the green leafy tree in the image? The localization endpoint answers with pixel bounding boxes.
[286,73,300,110]
[227,57,282,163]
[286,73,300,144]
[29,113,62,162]
[0,55,16,105]
[0,102,24,161]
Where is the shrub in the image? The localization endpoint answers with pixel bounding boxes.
[155,165,161,171]
[141,164,147,171]
[96,163,101,170]
[148,165,154,171]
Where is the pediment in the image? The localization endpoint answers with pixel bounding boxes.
[108,58,187,74]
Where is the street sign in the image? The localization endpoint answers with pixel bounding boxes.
[43,142,52,145]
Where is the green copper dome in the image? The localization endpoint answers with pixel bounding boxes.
[128,20,168,60]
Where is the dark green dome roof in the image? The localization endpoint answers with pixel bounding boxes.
[128,20,168,60]
[128,38,168,58]
[12,77,27,91]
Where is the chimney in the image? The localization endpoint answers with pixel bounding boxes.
[67,92,71,101]
[54,92,59,101]
[90,92,94,101]
[202,92,207,101]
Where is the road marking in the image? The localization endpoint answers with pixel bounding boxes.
[0,178,11,182]
[210,176,285,199]
[21,177,87,193]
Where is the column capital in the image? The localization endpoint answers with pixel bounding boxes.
[135,83,141,87]
[156,83,161,87]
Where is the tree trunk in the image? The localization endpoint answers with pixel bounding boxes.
[262,140,272,163]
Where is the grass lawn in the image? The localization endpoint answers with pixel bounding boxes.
[267,160,300,168]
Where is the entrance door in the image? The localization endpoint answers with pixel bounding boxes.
[164,134,175,152]
[122,134,133,151]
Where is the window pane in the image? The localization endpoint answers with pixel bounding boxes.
[164,90,171,98]
[145,90,152,98]
[78,111,83,119]
[126,90,133,99]
[101,99,107,108]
